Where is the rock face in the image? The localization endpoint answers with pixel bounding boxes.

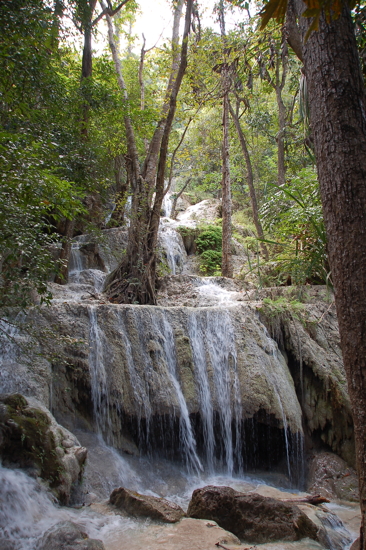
[110,487,185,523]
[33,300,303,473]
[0,394,87,504]
[258,288,355,466]
[187,485,320,544]
[37,521,105,550]
[307,452,359,501]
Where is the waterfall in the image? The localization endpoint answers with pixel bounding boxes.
[159,222,187,275]
[68,241,85,283]
[83,303,302,478]
[88,306,112,440]
[126,308,202,473]
[162,193,172,218]
[187,308,242,475]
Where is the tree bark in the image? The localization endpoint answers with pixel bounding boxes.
[295,3,366,546]
[54,219,75,285]
[221,91,233,277]
[104,0,193,304]
[218,0,233,278]
[171,177,192,220]
[228,100,269,261]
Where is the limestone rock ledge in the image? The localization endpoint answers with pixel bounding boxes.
[0,394,87,504]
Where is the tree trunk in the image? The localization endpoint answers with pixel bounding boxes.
[218,0,233,278]
[171,177,192,220]
[54,219,75,285]
[295,2,366,546]
[229,100,269,261]
[104,0,193,304]
[221,91,233,278]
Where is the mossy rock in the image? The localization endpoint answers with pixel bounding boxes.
[0,393,64,487]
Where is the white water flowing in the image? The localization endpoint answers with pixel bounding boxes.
[0,464,138,550]
[68,242,85,283]
[127,308,202,473]
[158,221,187,275]
[187,308,242,475]
[88,306,112,438]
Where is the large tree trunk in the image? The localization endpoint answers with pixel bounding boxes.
[229,100,269,261]
[295,2,366,545]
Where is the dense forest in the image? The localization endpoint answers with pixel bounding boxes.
[0,0,332,309]
[2,0,366,547]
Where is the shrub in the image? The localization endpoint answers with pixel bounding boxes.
[196,226,222,254]
[199,250,222,275]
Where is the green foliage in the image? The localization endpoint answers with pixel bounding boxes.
[258,296,305,319]
[199,250,223,275]
[0,132,85,309]
[196,225,223,253]
[259,167,329,286]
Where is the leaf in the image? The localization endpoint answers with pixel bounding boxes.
[260,0,288,29]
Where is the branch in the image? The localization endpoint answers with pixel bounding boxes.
[92,0,130,27]
[165,116,193,194]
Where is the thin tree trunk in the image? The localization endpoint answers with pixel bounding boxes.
[171,177,192,220]
[229,100,269,261]
[218,0,233,278]
[221,91,233,277]
[295,2,366,546]
[54,219,75,285]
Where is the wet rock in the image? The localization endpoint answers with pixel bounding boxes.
[37,521,105,550]
[187,485,320,544]
[307,452,359,502]
[112,517,241,550]
[258,290,355,466]
[0,394,87,504]
[110,487,185,523]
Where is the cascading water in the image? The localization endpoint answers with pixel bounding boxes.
[88,306,112,440]
[187,308,242,475]
[158,222,187,275]
[0,464,138,550]
[155,312,202,473]
[121,308,202,473]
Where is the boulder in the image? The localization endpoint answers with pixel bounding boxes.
[307,452,359,502]
[187,485,320,544]
[0,394,87,504]
[37,521,105,550]
[110,487,185,523]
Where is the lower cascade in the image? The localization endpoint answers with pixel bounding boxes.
[0,225,359,549]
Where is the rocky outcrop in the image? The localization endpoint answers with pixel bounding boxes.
[0,394,87,504]
[307,452,359,501]
[187,485,320,543]
[29,300,303,472]
[37,521,105,550]
[258,289,355,466]
[110,487,185,523]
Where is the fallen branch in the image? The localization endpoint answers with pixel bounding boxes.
[215,544,257,550]
[281,494,330,505]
